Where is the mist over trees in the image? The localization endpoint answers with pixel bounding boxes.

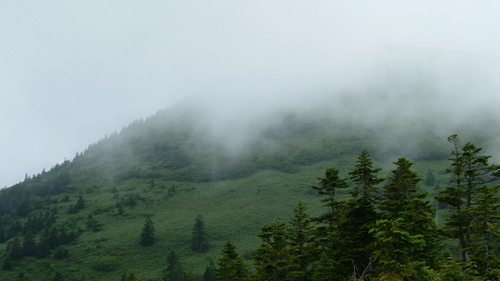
[210,138,500,280]
[1,86,500,279]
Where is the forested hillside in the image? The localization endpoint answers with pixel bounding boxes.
[1,98,500,280]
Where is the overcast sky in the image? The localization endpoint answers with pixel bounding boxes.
[1,1,500,187]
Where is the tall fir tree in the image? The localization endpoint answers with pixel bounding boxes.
[287,202,313,281]
[162,251,188,281]
[139,217,156,246]
[436,134,467,261]
[329,198,379,280]
[374,157,441,276]
[437,135,500,263]
[348,149,384,202]
[253,217,291,281]
[22,231,37,257]
[191,214,209,253]
[214,241,248,281]
[378,157,421,218]
[311,167,348,229]
[203,260,215,281]
[470,184,500,276]
[461,141,500,259]
[370,218,426,279]
[8,237,23,261]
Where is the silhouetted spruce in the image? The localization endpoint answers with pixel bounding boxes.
[140,217,155,246]
[191,215,209,253]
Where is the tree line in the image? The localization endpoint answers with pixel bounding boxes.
[210,134,500,280]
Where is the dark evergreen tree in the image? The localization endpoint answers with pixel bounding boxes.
[287,202,313,281]
[22,231,37,257]
[470,184,500,276]
[328,198,379,280]
[436,134,467,261]
[53,271,63,281]
[253,217,291,281]
[437,135,500,263]
[215,241,249,281]
[370,218,425,280]
[8,237,23,261]
[191,215,209,253]
[48,227,59,249]
[8,220,22,238]
[348,149,384,202]
[203,260,215,281]
[461,141,500,259]
[76,195,85,210]
[311,167,348,229]
[36,229,51,258]
[424,170,436,186]
[86,216,102,232]
[0,225,5,243]
[312,248,338,281]
[16,271,25,281]
[374,157,441,277]
[126,272,142,281]
[58,225,68,245]
[53,246,69,260]
[140,217,156,246]
[378,157,421,217]
[162,251,188,281]
[117,203,124,216]
[2,256,13,270]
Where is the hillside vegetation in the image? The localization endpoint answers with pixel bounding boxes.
[1,100,499,280]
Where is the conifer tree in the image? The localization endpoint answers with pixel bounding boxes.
[253,217,291,281]
[328,149,383,278]
[437,135,500,262]
[470,184,500,276]
[191,215,209,253]
[348,149,384,202]
[126,272,143,281]
[374,157,441,275]
[203,260,215,281]
[330,198,379,280]
[311,167,348,228]
[436,134,467,261]
[2,256,13,270]
[76,195,85,210]
[162,251,188,281]
[0,225,5,243]
[215,241,248,281]
[461,141,500,258]
[312,248,338,281]
[370,218,425,279]
[139,217,156,246]
[36,228,50,258]
[22,231,37,257]
[424,170,436,186]
[379,157,421,217]
[287,202,313,281]
[53,272,63,281]
[8,237,23,261]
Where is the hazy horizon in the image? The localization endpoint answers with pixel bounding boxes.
[2,1,500,187]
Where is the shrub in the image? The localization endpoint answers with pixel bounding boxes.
[53,246,69,260]
[91,257,121,272]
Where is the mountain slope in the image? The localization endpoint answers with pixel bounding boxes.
[0,96,498,280]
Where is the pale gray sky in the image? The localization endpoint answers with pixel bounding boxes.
[1,1,500,187]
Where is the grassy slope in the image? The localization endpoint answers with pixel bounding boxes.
[2,102,492,280]
[0,154,450,280]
